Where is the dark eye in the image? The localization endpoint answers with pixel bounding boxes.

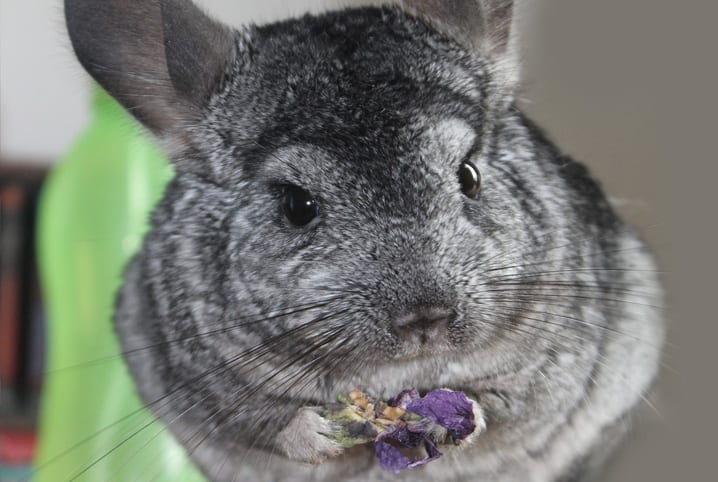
[281,185,320,226]
[458,161,482,199]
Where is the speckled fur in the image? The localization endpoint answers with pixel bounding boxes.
[67,1,664,481]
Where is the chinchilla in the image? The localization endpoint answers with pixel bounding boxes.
[64,0,665,480]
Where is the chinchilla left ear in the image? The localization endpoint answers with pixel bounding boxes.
[402,0,518,89]
[64,0,235,137]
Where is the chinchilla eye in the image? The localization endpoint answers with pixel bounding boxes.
[281,185,320,226]
[458,161,481,199]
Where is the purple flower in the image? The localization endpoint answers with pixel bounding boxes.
[405,389,477,440]
[386,388,420,409]
[373,388,478,472]
[373,424,442,473]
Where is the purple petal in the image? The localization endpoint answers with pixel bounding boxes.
[374,440,412,473]
[405,389,476,440]
[405,449,441,469]
[374,424,443,473]
[378,423,425,448]
[423,436,441,459]
[387,388,420,409]
[405,436,442,469]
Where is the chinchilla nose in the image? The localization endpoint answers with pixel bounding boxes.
[392,306,456,344]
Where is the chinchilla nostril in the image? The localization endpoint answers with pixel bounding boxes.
[392,306,456,337]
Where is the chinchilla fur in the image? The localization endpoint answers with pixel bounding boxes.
[65,0,664,480]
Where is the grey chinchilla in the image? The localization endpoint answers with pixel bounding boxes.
[64,0,664,480]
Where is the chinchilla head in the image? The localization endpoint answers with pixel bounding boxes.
[65,0,643,463]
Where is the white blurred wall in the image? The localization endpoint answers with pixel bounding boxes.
[0,0,381,164]
[1,0,87,163]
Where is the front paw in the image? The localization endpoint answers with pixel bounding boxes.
[276,407,344,464]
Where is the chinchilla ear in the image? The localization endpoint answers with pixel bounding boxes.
[403,0,518,88]
[65,0,235,135]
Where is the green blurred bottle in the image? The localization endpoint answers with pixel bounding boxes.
[34,88,205,481]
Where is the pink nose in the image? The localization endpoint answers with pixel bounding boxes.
[392,306,456,344]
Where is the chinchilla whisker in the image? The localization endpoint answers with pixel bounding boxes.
[69,318,350,481]
[62,353,266,481]
[231,311,352,374]
[276,286,362,295]
[540,355,602,416]
[475,309,639,371]
[536,366,557,405]
[232,323,352,412]
[68,371,239,482]
[518,309,677,373]
[491,266,664,278]
[54,298,340,374]
[549,342,664,418]
[484,268,665,286]
[105,415,184,482]
[551,338,660,415]
[466,314,549,362]
[62,370,231,482]
[30,405,158,479]
[232,334,358,476]
[538,341,660,417]
[124,337,352,481]
[481,282,660,301]
[479,289,664,310]
[193,320,349,414]
[254,345,358,475]
[114,325,344,482]
[500,313,599,349]
[473,300,614,349]
[510,311,609,347]
[481,298,678,370]
[479,303,674,374]
[45,298,342,375]
[268,329,355,405]
[488,278,660,294]
[479,280,662,302]
[478,295,658,332]
[256,332,354,405]
[178,320,353,452]
[481,244,656,275]
[38,309,343,480]
[479,224,658,274]
[117,322,352,482]
[472,313,569,349]
[180,323,352,468]
[523,305,664,349]
[480,284,662,304]
[479,229,576,269]
[245,339,352,444]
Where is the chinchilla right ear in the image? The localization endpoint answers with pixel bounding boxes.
[65,0,235,137]
[402,0,518,90]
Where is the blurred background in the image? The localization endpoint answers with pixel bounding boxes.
[1,0,715,480]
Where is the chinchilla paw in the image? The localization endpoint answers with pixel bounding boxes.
[276,407,344,464]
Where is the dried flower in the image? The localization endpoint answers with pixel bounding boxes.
[405,389,477,441]
[374,423,441,473]
[324,388,481,473]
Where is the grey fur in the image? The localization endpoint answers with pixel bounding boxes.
[66,1,665,481]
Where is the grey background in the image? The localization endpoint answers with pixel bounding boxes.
[1,0,715,480]
[522,2,715,481]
